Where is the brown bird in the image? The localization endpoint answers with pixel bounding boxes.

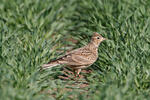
[42,32,106,76]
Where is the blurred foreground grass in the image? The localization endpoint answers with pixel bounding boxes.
[0,0,150,100]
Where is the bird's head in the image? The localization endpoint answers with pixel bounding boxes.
[91,32,106,47]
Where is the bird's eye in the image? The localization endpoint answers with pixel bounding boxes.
[97,37,100,39]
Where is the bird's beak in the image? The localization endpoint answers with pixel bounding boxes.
[102,38,107,41]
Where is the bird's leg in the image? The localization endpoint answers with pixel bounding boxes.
[75,69,81,77]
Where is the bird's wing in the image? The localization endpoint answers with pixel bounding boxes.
[58,47,96,66]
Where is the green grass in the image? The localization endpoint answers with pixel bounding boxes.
[0,0,150,100]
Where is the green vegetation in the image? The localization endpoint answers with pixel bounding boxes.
[0,0,150,99]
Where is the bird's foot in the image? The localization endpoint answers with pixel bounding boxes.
[74,74,84,80]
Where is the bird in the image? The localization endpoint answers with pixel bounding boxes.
[41,32,106,77]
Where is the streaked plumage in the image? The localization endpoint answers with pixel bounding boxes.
[42,32,106,76]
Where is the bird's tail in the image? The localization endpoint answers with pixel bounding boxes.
[41,60,60,70]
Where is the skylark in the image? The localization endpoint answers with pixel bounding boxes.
[41,32,106,76]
